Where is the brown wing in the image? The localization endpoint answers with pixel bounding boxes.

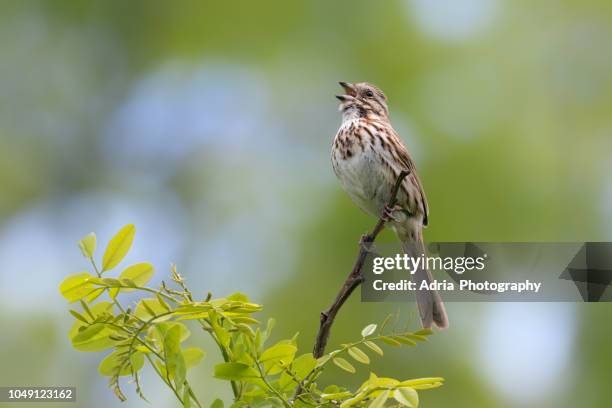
[390,129,430,227]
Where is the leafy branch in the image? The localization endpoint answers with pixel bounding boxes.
[60,217,443,407]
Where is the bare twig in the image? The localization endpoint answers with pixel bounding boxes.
[312,170,409,359]
[293,171,409,400]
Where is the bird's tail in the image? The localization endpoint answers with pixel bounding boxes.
[399,231,448,329]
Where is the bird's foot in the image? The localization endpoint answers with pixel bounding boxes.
[381,204,401,223]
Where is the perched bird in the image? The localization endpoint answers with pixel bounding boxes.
[331,81,448,329]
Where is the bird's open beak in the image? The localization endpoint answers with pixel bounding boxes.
[337,81,356,101]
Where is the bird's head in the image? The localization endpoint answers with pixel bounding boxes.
[336,81,389,121]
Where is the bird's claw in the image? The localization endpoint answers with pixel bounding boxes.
[382,204,399,223]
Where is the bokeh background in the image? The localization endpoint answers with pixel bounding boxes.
[1,0,611,407]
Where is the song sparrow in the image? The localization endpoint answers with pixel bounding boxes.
[331,81,448,329]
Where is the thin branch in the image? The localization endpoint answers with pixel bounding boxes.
[293,171,409,400]
[312,170,409,359]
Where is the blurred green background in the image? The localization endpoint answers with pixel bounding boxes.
[1,0,611,407]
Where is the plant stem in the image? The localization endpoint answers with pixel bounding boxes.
[145,353,185,405]
[198,319,240,400]
[256,362,291,408]
[89,257,126,313]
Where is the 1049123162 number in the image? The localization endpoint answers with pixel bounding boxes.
[1,387,76,402]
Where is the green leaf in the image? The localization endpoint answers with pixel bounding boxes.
[59,273,97,302]
[348,346,370,364]
[260,343,297,363]
[364,375,399,390]
[393,336,417,346]
[210,399,224,408]
[227,292,249,302]
[321,391,353,401]
[413,328,433,336]
[364,341,384,356]
[333,357,356,373]
[117,262,154,291]
[394,387,419,407]
[261,342,297,374]
[152,322,191,346]
[368,389,390,408]
[175,304,212,314]
[79,300,94,319]
[279,353,317,389]
[403,333,427,342]
[398,377,444,387]
[316,354,331,367]
[340,391,368,408]
[68,302,114,351]
[379,336,401,347]
[174,303,210,321]
[322,385,341,394]
[183,347,205,369]
[230,316,260,325]
[109,287,119,300]
[78,232,97,258]
[71,323,116,352]
[69,302,113,332]
[292,353,317,379]
[98,350,145,376]
[214,362,259,380]
[85,287,105,302]
[410,382,444,390]
[164,325,186,388]
[262,318,276,343]
[134,298,173,321]
[102,224,136,272]
[69,310,89,324]
[361,324,377,337]
[156,293,171,311]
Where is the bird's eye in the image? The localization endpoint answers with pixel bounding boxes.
[365,90,374,98]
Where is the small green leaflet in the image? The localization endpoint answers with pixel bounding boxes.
[368,389,390,408]
[321,391,352,401]
[98,350,145,376]
[394,387,419,407]
[361,324,377,337]
[393,336,416,346]
[71,323,115,352]
[183,347,205,368]
[333,357,356,373]
[214,362,259,380]
[210,399,224,408]
[59,273,97,302]
[364,341,384,356]
[379,336,401,347]
[118,262,154,291]
[78,232,97,258]
[102,224,136,272]
[164,325,186,389]
[260,343,297,363]
[347,346,370,364]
